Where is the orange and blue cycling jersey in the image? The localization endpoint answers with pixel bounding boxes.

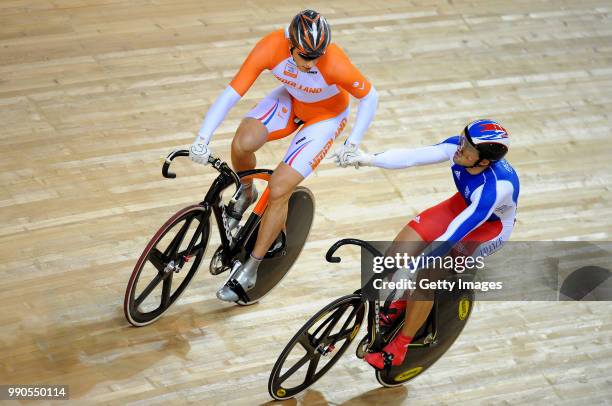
[229,28,372,125]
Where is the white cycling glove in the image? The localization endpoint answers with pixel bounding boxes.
[344,150,375,168]
[331,143,375,169]
[189,139,212,165]
[331,143,359,168]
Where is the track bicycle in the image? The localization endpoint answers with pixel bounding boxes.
[124,149,315,327]
[268,238,475,400]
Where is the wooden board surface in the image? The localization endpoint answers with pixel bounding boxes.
[1,0,611,404]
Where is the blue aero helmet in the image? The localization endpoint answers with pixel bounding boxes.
[463,119,510,162]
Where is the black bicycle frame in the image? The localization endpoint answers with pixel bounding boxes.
[162,149,275,271]
[200,168,274,269]
[325,239,440,351]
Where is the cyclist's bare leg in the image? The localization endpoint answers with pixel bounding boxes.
[231,118,269,185]
[386,224,428,258]
[365,225,434,367]
[216,157,303,302]
[386,225,433,338]
[403,293,434,336]
[251,162,304,259]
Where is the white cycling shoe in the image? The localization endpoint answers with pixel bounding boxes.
[216,255,262,302]
[227,183,258,230]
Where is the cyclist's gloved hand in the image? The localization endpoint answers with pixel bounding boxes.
[344,151,375,168]
[331,142,359,168]
[189,139,212,165]
[331,143,374,169]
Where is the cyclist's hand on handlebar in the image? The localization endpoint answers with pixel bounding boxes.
[189,140,212,165]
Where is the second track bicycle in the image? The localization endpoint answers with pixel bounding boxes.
[268,238,475,400]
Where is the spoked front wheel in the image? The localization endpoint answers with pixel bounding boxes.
[124,205,211,327]
[268,294,366,400]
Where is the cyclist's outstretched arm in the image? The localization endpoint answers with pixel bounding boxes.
[350,136,458,169]
[371,144,453,169]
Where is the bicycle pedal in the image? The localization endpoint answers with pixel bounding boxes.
[265,230,287,258]
[422,333,437,346]
[356,336,369,359]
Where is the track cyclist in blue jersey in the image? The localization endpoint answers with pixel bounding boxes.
[334,119,520,369]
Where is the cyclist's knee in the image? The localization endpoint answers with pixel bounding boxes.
[267,180,294,204]
[233,119,267,153]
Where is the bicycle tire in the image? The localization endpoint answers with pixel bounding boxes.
[124,205,211,327]
[268,294,366,400]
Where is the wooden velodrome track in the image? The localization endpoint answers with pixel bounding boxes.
[1,0,611,404]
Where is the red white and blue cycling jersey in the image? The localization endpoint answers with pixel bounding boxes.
[373,135,520,258]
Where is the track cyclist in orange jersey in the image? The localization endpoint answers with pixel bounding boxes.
[189,10,379,302]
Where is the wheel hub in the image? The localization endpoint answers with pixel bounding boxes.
[163,260,177,274]
[316,342,336,356]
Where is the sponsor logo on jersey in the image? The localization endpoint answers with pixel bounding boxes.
[283,62,298,79]
[478,237,504,257]
[273,74,323,94]
[295,136,306,145]
[501,160,513,172]
[277,106,288,119]
[352,81,365,90]
[454,170,461,179]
